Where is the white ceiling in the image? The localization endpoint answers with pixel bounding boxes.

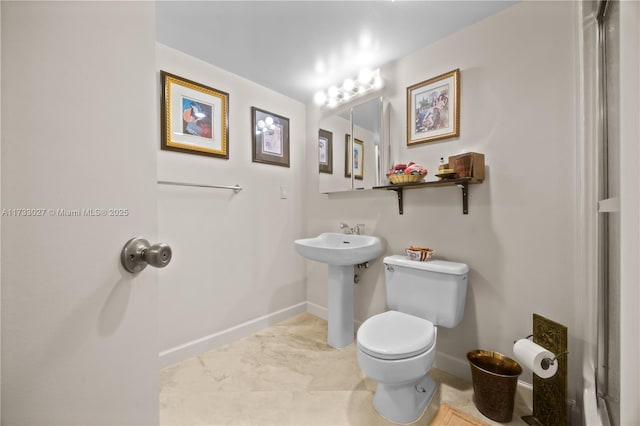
[156,1,516,104]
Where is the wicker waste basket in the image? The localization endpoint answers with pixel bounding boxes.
[467,350,523,423]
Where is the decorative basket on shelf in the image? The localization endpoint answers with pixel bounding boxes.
[388,173,425,185]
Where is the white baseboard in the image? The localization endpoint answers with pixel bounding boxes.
[305,301,364,330]
[305,301,327,320]
[159,302,307,368]
[435,351,472,382]
[434,351,534,392]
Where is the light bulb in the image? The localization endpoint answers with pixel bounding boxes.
[316,68,382,108]
[257,120,266,129]
[265,116,274,126]
[342,78,355,92]
[314,91,327,105]
[358,68,373,85]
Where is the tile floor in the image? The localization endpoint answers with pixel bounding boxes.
[160,313,532,425]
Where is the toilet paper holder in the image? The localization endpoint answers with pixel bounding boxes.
[519,314,568,426]
[513,334,569,369]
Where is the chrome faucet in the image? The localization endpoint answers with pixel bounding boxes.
[339,222,365,235]
[339,222,351,234]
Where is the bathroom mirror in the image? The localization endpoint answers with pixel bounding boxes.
[318,97,387,193]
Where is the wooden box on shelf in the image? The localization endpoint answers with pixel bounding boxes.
[448,152,485,180]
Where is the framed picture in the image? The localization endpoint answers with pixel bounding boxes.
[160,70,229,158]
[251,107,290,167]
[318,129,333,174]
[344,135,364,180]
[407,68,460,145]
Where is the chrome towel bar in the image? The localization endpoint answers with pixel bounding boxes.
[157,180,243,194]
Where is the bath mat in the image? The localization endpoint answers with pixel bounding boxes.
[430,404,489,426]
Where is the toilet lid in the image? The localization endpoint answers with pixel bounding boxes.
[357,311,435,360]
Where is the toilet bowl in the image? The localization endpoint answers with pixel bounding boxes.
[357,310,438,424]
[356,255,468,424]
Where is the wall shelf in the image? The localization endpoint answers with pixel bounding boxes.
[373,177,483,215]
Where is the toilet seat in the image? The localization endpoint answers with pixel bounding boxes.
[357,311,435,360]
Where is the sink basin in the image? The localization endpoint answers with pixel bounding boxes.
[294,232,383,266]
[294,232,384,348]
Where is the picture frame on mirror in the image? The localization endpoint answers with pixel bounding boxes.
[344,134,364,180]
[318,129,333,174]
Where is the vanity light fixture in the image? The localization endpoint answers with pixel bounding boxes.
[314,68,384,108]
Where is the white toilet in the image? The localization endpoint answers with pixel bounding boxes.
[356,255,469,424]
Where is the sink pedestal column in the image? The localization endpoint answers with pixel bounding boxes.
[327,265,354,348]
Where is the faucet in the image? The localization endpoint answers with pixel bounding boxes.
[339,222,365,235]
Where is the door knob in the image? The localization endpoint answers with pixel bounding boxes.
[121,237,172,273]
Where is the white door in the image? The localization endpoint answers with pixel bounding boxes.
[2,2,159,424]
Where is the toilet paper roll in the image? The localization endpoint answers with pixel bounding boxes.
[513,339,558,379]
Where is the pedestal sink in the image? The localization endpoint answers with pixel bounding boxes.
[294,233,383,348]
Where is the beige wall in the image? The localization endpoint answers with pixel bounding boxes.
[156,44,308,365]
[304,0,579,393]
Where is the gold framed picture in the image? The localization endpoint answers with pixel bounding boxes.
[407,69,460,145]
[160,71,229,158]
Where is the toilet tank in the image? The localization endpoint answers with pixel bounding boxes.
[384,255,468,328]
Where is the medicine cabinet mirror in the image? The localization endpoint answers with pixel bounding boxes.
[318,97,388,193]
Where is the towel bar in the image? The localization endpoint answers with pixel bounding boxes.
[157,180,243,194]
